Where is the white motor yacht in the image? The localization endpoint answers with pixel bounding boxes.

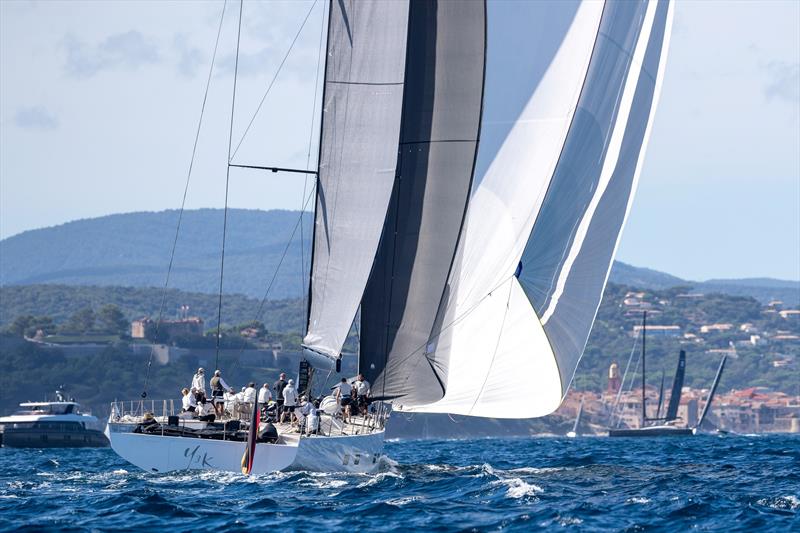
[0,392,108,448]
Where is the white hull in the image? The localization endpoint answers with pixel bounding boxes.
[106,424,386,474]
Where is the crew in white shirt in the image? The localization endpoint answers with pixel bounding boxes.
[243,382,257,404]
[258,383,272,404]
[281,379,298,425]
[197,398,216,421]
[352,373,370,396]
[191,368,206,395]
[181,387,197,414]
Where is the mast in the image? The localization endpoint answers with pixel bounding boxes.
[641,310,646,427]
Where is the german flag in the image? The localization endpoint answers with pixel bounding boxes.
[240,398,260,475]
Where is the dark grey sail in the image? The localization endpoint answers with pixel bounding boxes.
[303,0,410,365]
[664,349,686,422]
[360,0,486,404]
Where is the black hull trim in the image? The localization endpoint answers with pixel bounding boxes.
[608,427,694,437]
[1,429,109,448]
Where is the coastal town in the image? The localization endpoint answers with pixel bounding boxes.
[2,281,797,435]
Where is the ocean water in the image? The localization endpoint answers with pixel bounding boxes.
[1,435,797,531]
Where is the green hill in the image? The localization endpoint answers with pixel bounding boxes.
[0,209,312,299]
[0,284,303,333]
[2,209,797,304]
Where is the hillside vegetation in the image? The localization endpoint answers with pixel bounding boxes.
[2,209,797,304]
[1,282,797,416]
[0,284,303,333]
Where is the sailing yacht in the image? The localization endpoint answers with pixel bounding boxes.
[566,399,584,438]
[107,0,675,473]
[608,312,728,437]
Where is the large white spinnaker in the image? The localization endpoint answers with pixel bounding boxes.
[401,0,674,418]
[303,0,410,366]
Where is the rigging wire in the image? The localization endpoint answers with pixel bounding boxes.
[229,0,319,162]
[214,0,244,372]
[616,343,643,428]
[229,185,317,373]
[609,329,640,427]
[141,0,228,398]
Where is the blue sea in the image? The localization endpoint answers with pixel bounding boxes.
[1,435,798,531]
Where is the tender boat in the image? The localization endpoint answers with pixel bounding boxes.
[0,392,108,448]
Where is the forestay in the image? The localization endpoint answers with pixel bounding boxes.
[400,0,674,418]
[303,0,410,363]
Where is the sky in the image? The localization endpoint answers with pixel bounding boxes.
[1,0,798,282]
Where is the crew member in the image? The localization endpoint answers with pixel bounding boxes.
[181,387,197,414]
[273,373,287,419]
[210,369,233,417]
[191,367,206,396]
[281,379,298,426]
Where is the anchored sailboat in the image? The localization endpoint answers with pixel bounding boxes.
[107,0,675,473]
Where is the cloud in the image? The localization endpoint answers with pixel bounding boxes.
[763,61,800,104]
[14,106,58,129]
[62,30,159,78]
[173,34,204,78]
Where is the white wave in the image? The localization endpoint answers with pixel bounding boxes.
[626,497,651,504]
[492,477,543,499]
[112,469,129,475]
[558,516,583,526]
[387,496,423,506]
[309,479,348,489]
[507,466,564,475]
[757,495,800,511]
[357,470,403,488]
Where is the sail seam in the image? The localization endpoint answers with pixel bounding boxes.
[398,139,477,145]
[327,80,403,85]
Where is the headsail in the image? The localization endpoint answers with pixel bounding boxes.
[401,0,674,418]
[664,349,686,421]
[303,0,410,364]
[360,0,486,404]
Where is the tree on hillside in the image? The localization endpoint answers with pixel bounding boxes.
[62,307,96,335]
[97,304,129,335]
[7,315,57,337]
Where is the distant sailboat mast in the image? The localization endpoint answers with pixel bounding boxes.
[641,310,647,427]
